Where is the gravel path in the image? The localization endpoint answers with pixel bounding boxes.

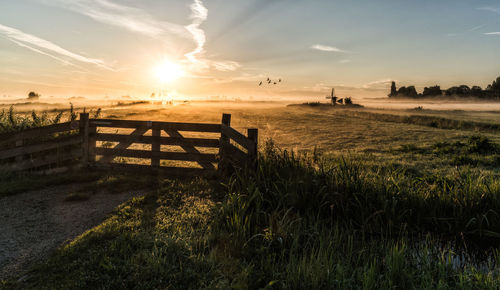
[0,184,146,280]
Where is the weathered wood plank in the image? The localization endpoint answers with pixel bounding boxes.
[95,134,220,148]
[164,129,216,170]
[89,119,152,129]
[96,147,151,159]
[99,128,149,163]
[7,147,81,171]
[90,119,221,132]
[95,147,218,162]
[0,122,77,148]
[221,124,252,150]
[0,135,82,160]
[89,126,97,163]
[223,142,249,165]
[152,128,160,167]
[80,113,89,165]
[153,122,221,133]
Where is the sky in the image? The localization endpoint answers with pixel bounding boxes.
[0,0,500,100]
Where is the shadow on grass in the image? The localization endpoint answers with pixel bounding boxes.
[10,179,221,289]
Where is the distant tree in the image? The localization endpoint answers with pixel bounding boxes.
[397,86,418,98]
[445,87,456,96]
[459,85,471,95]
[28,91,40,100]
[344,97,353,105]
[389,81,397,97]
[471,86,483,97]
[445,86,470,97]
[422,85,442,97]
[488,76,500,91]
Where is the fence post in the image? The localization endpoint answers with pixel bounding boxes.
[247,128,258,170]
[219,113,231,173]
[152,124,160,167]
[79,113,89,166]
[88,122,96,164]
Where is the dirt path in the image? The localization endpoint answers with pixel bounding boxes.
[0,184,146,280]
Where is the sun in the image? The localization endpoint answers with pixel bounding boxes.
[153,58,184,83]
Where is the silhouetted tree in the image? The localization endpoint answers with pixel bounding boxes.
[397,86,418,98]
[486,77,500,99]
[471,86,483,97]
[422,85,442,97]
[388,75,500,99]
[459,85,471,95]
[28,91,40,100]
[445,86,471,97]
[389,81,397,97]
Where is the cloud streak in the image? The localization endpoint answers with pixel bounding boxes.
[41,0,186,38]
[0,23,111,69]
[41,0,239,72]
[477,7,500,15]
[311,44,348,53]
[362,79,393,89]
[185,0,208,63]
[484,32,500,35]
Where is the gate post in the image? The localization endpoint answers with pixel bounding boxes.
[218,113,231,173]
[79,113,89,166]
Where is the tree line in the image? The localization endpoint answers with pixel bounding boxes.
[388,76,500,99]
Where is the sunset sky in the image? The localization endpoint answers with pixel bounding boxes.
[1,0,500,100]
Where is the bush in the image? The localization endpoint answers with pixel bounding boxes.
[467,136,500,154]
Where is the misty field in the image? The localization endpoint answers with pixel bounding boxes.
[2,102,500,289]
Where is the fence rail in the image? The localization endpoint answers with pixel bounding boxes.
[0,113,258,176]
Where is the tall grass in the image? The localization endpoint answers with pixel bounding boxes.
[0,105,102,134]
[217,140,500,241]
[210,140,500,288]
[5,142,500,289]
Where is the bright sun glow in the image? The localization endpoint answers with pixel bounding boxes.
[153,59,184,83]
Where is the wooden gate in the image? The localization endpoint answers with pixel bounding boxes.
[0,113,257,176]
[83,113,257,176]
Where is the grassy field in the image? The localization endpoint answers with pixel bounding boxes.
[1,101,500,288]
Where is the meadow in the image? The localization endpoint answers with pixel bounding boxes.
[1,101,500,289]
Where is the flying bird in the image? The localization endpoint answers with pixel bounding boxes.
[279,79,282,82]
[259,81,263,86]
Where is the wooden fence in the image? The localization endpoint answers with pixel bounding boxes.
[0,113,257,176]
[0,121,82,172]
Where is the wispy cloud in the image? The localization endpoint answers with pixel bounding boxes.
[311,44,348,53]
[362,79,393,89]
[40,0,186,38]
[210,60,241,72]
[0,23,111,69]
[183,0,241,72]
[9,39,79,68]
[185,0,208,63]
[484,32,500,35]
[41,0,239,72]
[339,59,352,64]
[467,24,487,32]
[477,7,500,15]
